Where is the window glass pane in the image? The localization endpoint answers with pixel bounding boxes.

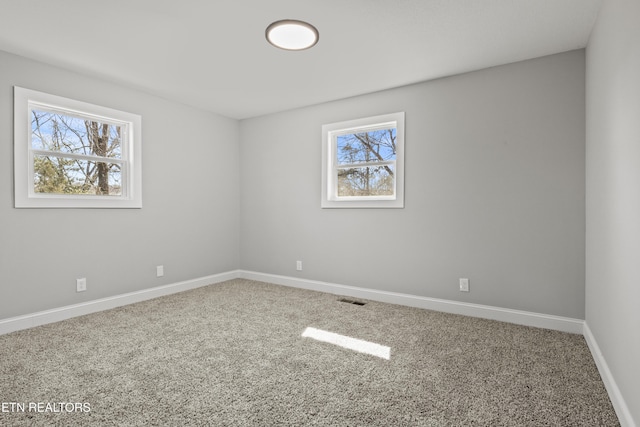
[336,128,396,165]
[31,109,122,159]
[33,155,122,196]
[337,164,395,197]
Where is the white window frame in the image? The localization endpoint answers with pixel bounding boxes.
[14,86,142,208]
[322,112,405,208]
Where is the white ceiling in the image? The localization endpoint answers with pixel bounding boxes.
[0,0,602,120]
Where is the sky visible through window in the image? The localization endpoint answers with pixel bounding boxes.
[31,108,123,195]
[336,128,396,164]
[336,127,397,197]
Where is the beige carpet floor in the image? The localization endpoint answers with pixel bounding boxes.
[0,279,619,426]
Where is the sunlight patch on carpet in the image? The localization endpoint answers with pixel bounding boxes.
[301,327,390,360]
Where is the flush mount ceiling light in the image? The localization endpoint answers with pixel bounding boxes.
[266,19,319,51]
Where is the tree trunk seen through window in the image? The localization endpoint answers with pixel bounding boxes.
[86,121,110,195]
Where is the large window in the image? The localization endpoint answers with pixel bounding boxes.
[14,87,142,208]
[322,112,405,208]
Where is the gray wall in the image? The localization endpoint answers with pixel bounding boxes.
[240,50,586,319]
[1,49,588,322]
[586,0,640,423]
[0,51,241,319]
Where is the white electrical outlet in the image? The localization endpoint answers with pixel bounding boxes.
[459,278,470,292]
[156,265,164,277]
[76,278,87,292]
[296,261,303,271]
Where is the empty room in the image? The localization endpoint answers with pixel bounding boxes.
[0,0,638,425]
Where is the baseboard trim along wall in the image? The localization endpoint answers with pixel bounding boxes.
[239,270,585,334]
[0,270,242,336]
[1,269,585,336]
[583,323,636,427]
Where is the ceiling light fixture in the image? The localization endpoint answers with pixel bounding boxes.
[265,19,319,51]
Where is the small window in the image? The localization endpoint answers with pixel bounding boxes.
[322,112,404,208]
[14,87,142,208]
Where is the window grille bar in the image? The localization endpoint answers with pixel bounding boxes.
[31,149,125,164]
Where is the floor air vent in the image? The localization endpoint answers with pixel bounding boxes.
[338,298,366,306]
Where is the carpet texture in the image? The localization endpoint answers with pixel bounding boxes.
[0,279,619,426]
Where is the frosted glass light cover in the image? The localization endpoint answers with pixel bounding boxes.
[266,20,319,51]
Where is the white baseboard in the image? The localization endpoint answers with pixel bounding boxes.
[583,323,636,427]
[0,269,584,336]
[239,270,585,334]
[0,270,241,336]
